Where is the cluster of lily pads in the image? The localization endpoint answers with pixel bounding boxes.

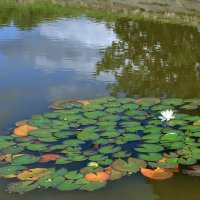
[0,96,200,194]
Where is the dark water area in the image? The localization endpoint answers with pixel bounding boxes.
[0,2,200,200]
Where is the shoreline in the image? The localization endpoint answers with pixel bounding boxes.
[4,0,200,26]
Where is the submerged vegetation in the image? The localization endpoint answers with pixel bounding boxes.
[1,96,200,193]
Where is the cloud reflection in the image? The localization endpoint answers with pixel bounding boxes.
[39,17,118,47]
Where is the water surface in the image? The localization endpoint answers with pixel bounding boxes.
[0,3,200,200]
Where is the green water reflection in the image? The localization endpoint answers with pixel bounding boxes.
[95,19,200,98]
[0,2,200,200]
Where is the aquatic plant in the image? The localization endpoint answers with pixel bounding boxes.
[0,96,200,194]
[159,110,175,122]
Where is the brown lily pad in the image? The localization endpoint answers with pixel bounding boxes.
[85,172,109,182]
[17,168,51,181]
[39,154,61,162]
[141,167,173,180]
[13,125,38,137]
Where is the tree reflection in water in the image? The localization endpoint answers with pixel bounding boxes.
[95,19,200,98]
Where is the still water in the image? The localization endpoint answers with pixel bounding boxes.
[0,3,200,200]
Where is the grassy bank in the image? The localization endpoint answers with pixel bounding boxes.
[0,0,199,29]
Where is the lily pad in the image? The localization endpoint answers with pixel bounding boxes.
[8,181,38,194]
[56,180,80,191]
[99,145,122,154]
[138,153,163,161]
[12,155,40,165]
[162,98,183,106]
[64,171,83,180]
[183,165,200,176]
[135,144,164,153]
[77,131,99,141]
[111,158,147,173]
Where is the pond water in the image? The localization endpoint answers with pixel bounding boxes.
[0,2,200,200]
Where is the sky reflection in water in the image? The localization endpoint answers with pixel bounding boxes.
[0,10,200,200]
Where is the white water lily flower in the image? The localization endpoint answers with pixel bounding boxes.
[159,110,175,121]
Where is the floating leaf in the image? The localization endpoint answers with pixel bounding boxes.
[193,120,200,126]
[56,180,80,191]
[85,172,109,182]
[17,168,52,181]
[183,165,200,176]
[80,166,103,175]
[64,171,83,180]
[138,153,163,161]
[77,131,99,141]
[12,155,40,165]
[8,181,38,194]
[37,175,65,187]
[135,144,164,153]
[111,158,147,173]
[39,154,61,163]
[79,179,107,191]
[141,167,173,180]
[162,98,183,106]
[99,145,121,154]
[13,125,38,137]
[27,119,51,127]
[0,165,27,176]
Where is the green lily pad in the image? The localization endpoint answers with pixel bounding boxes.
[91,96,116,105]
[0,165,27,176]
[0,141,14,150]
[64,171,83,180]
[26,143,49,151]
[37,175,65,187]
[55,157,72,164]
[77,131,100,141]
[126,126,144,132]
[79,166,103,175]
[43,112,60,119]
[135,144,164,153]
[1,145,24,154]
[111,158,147,173]
[100,130,121,138]
[178,157,197,165]
[181,125,200,132]
[167,120,187,126]
[113,151,132,158]
[105,107,124,113]
[99,114,121,122]
[83,104,105,111]
[62,139,85,147]
[12,155,40,165]
[59,101,83,109]
[162,98,183,106]
[138,153,163,161]
[56,180,80,191]
[141,134,161,143]
[79,180,107,191]
[37,136,58,142]
[27,119,51,127]
[160,133,183,142]
[53,131,75,139]
[88,154,109,162]
[121,103,139,110]
[84,111,106,119]
[78,118,97,125]
[99,145,122,154]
